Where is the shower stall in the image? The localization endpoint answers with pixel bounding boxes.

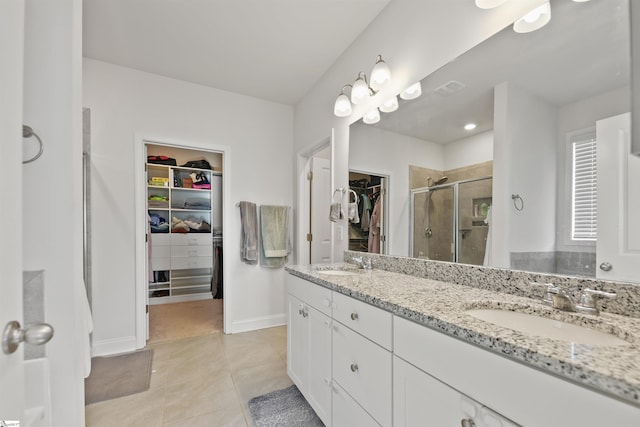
[410,176,492,266]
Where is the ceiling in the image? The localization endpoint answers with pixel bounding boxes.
[371,0,630,144]
[83,0,390,105]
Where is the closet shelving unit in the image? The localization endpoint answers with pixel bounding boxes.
[147,162,220,304]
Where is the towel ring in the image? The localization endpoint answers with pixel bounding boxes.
[23,125,44,164]
[511,194,524,211]
[348,189,358,204]
[332,188,346,202]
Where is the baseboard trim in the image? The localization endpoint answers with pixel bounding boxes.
[91,336,137,357]
[229,313,287,334]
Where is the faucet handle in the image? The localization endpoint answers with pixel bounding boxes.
[577,289,616,315]
[532,282,557,305]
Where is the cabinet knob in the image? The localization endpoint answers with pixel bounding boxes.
[599,262,613,271]
[322,298,331,308]
[350,312,359,321]
[350,363,359,372]
[460,419,475,427]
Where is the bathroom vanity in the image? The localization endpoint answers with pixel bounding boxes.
[285,256,640,427]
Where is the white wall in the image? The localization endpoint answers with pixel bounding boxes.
[294,0,548,258]
[494,82,557,261]
[443,131,494,171]
[349,123,443,256]
[555,86,630,252]
[83,59,294,353]
[22,0,86,425]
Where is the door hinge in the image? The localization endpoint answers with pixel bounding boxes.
[381,235,386,242]
[307,171,313,181]
[145,233,148,243]
[146,304,149,314]
[307,233,313,242]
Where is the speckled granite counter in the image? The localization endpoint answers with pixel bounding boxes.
[285,263,640,408]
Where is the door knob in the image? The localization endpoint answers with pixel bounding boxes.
[2,321,54,355]
[599,262,613,271]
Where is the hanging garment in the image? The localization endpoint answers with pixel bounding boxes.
[368,196,381,253]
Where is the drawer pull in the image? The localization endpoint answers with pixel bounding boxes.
[460,419,475,427]
[350,312,359,321]
[350,363,359,372]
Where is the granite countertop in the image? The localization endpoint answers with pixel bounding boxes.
[285,263,640,408]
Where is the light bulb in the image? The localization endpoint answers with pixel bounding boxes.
[475,0,508,9]
[370,55,391,90]
[351,73,370,104]
[513,2,551,33]
[379,96,398,113]
[363,108,380,124]
[400,82,422,100]
[334,93,352,117]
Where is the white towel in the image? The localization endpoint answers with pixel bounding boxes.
[260,205,291,268]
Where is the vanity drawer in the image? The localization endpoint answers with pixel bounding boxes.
[333,320,392,427]
[332,381,380,427]
[287,274,332,316]
[332,291,392,350]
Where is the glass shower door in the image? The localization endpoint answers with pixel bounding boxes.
[457,178,492,266]
[411,186,455,262]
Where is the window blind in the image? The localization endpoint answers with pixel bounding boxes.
[571,136,597,241]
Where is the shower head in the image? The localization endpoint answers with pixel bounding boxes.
[428,176,448,187]
[434,176,448,185]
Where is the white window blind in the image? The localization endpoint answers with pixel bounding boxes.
[571,135,597,241]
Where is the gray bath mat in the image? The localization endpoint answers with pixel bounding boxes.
[248,385,324,427]
[84,348,153,405]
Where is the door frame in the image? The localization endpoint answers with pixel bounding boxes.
[296,138,331,265]
[134,134,231,347]
[348,168,391,255]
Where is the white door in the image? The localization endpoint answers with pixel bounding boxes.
[0,0,26,419]
[596,113,640,282]
[311,157,332,264]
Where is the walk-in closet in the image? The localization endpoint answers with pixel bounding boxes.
[145,143,224,342]
[348,171,386,254]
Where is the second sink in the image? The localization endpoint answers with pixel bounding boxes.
[465,309,630,346]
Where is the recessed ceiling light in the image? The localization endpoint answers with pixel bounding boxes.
[464,123,477,131]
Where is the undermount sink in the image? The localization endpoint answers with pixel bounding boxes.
[465,309,630,347]
[317,270,358,276]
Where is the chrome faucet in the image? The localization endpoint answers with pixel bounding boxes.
[539,283,616,315]
[352,256,372,270]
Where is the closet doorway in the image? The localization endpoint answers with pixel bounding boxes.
[348,170,388,254]
[139,141,226,344]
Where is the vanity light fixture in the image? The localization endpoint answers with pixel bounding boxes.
[400,82,422,100]
[464,123,477,131]
[333,54,392,118]
[334,86,353,117]
[363,108,381,124]
[475,0,508,9]
[513,2,551,33]
[379,96,399,113]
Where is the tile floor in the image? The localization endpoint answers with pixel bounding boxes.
[85,325,291,427]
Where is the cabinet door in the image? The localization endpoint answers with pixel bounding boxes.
[394,356,475,427]
[307,307,332,426]
[287,294,308,391]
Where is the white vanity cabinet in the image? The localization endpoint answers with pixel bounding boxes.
[287,275,333,426]
[394,356,519,427]
[394,316,640,426]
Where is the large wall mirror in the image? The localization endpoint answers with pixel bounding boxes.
[349,0,638,281]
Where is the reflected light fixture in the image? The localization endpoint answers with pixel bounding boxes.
[400,82,422,100]
[464,123,477,131]
[475,0,508,9]
[334,86,353,117]
[513,2,551,33]
[379,96,399,113]
[363,108,381,124]
[333,54,392,118]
